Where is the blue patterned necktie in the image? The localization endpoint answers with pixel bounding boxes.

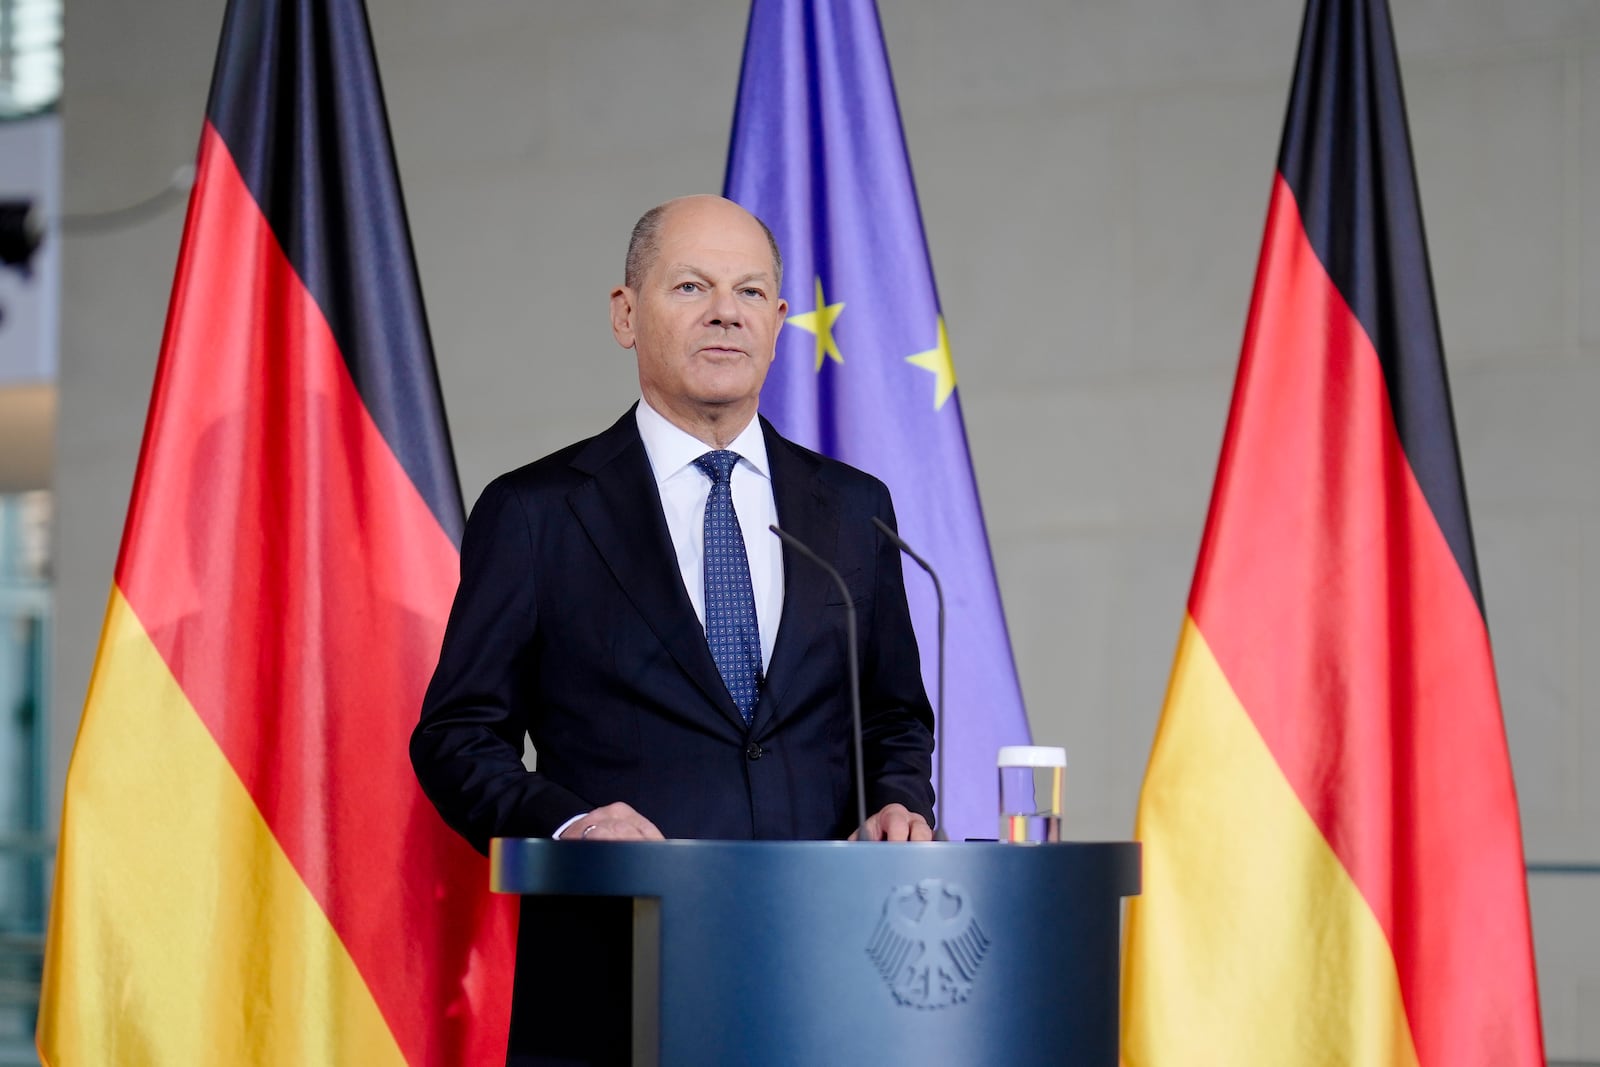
[695,450,762,724]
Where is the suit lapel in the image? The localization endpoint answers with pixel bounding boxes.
[757,418,840,731]
[566,408,747,731]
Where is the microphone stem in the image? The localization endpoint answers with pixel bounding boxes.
[871,516,945,841]
[768,524,869,839]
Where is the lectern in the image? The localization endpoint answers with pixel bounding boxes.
[492,839,1140,1066]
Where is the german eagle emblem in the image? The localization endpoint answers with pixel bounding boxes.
[865,878,989,1009]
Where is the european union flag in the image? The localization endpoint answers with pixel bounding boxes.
[724,0,1030,843]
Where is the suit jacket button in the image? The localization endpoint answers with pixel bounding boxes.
[745,742,764,761]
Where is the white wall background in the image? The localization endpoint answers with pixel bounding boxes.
[52,0,1600,1058]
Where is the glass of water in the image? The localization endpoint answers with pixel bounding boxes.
[997,745,1066,843]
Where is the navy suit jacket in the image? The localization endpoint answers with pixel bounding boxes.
[411,406,936,849]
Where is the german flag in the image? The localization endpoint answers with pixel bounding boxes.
[36,0,515,1062]
[1122,1,1544,1064]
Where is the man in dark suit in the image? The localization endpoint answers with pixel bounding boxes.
[411,194,935,1061]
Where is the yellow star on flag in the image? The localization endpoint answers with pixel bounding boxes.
[786,277,845,371]
[906,317,957,410]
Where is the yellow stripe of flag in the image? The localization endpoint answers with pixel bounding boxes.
[37,587,404,1066]
[1122,616,1419,1067]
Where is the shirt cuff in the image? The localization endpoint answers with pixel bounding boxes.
[553,812,588,840]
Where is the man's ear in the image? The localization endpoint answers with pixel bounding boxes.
[609,286,637,349]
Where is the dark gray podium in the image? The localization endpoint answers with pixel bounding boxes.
[491,839,1140,1066]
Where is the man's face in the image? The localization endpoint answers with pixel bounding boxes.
[611,198,786,430]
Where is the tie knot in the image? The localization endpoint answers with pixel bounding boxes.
[694,450,740,486]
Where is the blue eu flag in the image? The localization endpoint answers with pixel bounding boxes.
[724,0,1031,842]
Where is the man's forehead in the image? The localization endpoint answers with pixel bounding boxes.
[652,214,775,275]
[658,253,776,280]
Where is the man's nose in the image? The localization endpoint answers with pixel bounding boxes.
[706,287,742,327]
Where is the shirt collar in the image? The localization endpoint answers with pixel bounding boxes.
[635,397,772,484]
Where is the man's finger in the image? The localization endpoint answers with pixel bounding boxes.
[881,808,910,842]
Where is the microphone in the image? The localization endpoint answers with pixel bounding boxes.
[871,517,947,842]
[768,524,869,840]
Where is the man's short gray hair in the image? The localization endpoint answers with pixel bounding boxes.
[624,201,784,292]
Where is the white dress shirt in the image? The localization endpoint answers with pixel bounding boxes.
[634,397,784,672]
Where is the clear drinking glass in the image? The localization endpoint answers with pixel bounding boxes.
[997,745,1066,843]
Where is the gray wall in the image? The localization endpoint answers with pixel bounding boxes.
[54,1,1600,1057]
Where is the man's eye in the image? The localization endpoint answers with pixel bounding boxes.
[741,288,764,298]
[676,282,698,293]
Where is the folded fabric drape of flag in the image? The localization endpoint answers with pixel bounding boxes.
[36,1,515,1062]
[1122,1,1544,1063]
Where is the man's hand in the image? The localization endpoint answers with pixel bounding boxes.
[561,801,666,841]
[849,802,934,842]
